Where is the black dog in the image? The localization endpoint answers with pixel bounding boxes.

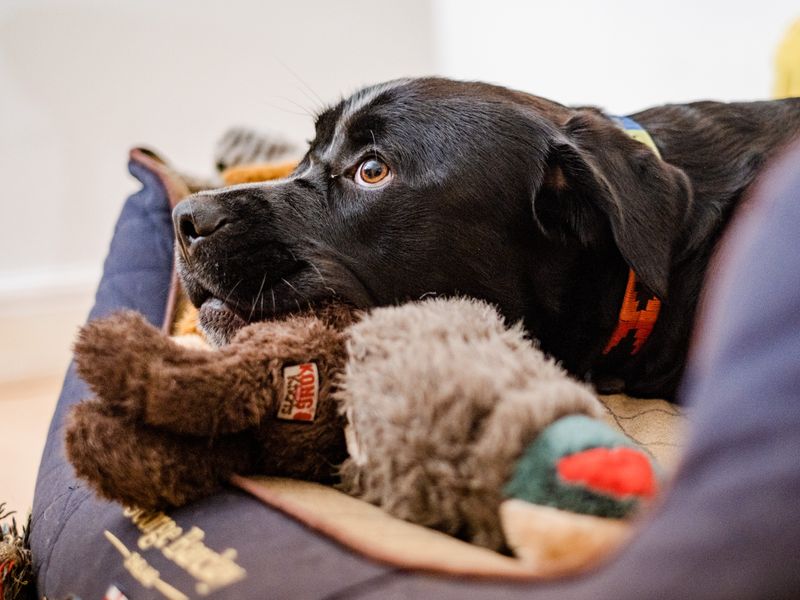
[173,78,800,399]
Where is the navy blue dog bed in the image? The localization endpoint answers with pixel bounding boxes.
[30,147,800,599]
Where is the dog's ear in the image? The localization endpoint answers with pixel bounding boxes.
[533,110,692,299]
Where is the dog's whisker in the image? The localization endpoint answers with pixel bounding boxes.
[282,277,307,302]
[308,244,376,307]
[248,273,269,322]
[274,96,316,118]
[274,57,326,109]
[271,289,277,313]
[370,129,378,161]
[308,261,334,295]
[223,278,244,306]
[259,98,314,118]
[293,85,325,113]
[177,197,199,266]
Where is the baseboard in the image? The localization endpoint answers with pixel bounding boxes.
[0,266,99,383]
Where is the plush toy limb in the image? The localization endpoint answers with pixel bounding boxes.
[74,311,266,434]
[74,310,216,394]
[74,307,353,436]
[504,415,660,518]
[499,500,631,577]
[496,415,657,573]
[65,399,257,509]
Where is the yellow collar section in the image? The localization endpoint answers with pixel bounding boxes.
[612,115,662,158]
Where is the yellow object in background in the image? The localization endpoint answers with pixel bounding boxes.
[775,18,800,98]
[222,161,298,186]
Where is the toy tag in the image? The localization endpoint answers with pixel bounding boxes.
[278,363,319,422]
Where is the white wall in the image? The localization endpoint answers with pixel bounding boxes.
[432,0,798,113]
[0,0,435,381]
[2,0,798,382]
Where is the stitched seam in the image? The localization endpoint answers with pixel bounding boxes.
[37,487,92,591]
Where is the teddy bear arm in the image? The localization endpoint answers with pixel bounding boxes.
[66,399,257,509]
[74,310,237,425]
[140,353,277,435]
[143,315,352,436]
[123,313,348,436]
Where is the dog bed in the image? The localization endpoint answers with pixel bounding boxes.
[29,147,800,599]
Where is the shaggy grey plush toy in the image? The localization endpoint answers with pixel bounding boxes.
[338,298,604,550]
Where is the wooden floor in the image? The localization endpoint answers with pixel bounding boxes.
[0,375,63,515]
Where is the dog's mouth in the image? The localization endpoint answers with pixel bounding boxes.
[178,248,378,347]
[183,264,345,347]
[197,297,248,346]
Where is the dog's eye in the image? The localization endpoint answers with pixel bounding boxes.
[355,158,391,187]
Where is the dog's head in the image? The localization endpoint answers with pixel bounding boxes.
[174,78,691,348]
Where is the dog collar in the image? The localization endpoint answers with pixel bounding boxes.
[602,116,662,356]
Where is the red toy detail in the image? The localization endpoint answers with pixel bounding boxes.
[557,447,657,498]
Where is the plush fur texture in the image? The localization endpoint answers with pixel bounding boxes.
[66,304,356,509]
[337,298,602,550]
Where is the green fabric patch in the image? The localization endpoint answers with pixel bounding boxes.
[503,415,641,518]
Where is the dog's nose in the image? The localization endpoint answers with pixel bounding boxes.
[173,196,229,253]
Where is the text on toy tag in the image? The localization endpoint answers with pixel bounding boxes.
[278,363,319,422]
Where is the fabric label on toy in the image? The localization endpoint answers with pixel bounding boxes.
[278,363,319,422]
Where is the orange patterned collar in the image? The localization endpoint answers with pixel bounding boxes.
[602,269,661,356]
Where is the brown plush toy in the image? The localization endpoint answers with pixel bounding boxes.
[66,304,356,509]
